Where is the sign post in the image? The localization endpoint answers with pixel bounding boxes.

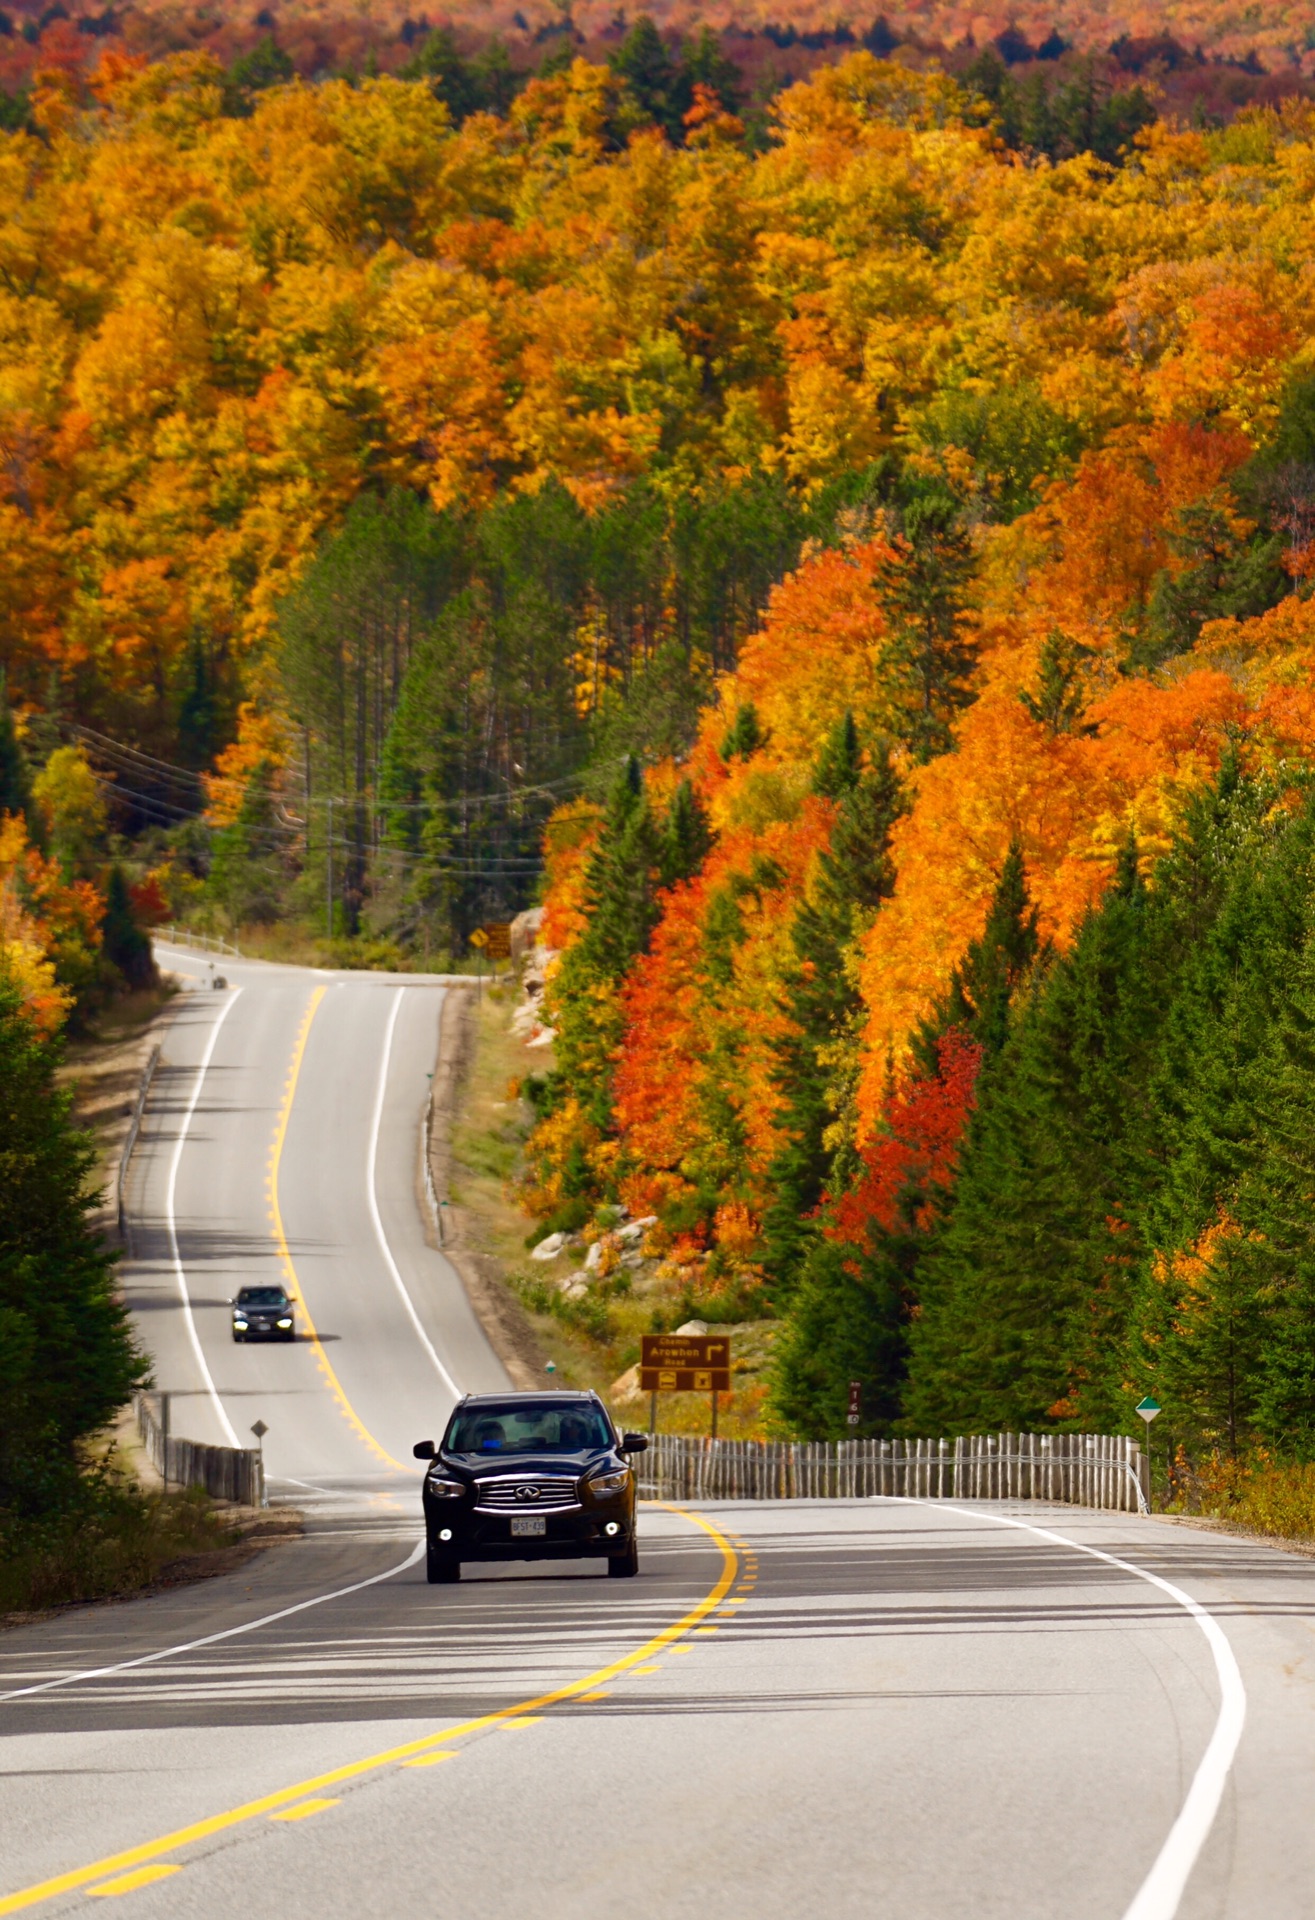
[482,922,512,966]
[468,925,487,999]
[250,1419,268,1508]
[1135,1399,1160,1511]
[640,1334,732,1440]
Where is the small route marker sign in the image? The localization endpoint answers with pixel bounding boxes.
[847,1380,862,1427]
[468,928,488,950]
[640,1333,731,1394]
[1135,1397,1161,1424]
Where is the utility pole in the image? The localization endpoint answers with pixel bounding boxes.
[325,797,333,937]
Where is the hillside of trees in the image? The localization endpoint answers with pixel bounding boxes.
[7,33,1315,1465]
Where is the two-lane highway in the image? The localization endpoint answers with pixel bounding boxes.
[123,947,508,1498]
[1,948,1314,1918]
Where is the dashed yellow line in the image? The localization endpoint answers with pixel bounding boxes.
[267,987,404,1473]
[0,1509,737,1913]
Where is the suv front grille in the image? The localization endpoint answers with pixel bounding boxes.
[474,1476,579,1512]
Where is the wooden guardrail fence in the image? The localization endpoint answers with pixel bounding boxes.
[133,1391,265,1507]
[637,1430,1149,1513]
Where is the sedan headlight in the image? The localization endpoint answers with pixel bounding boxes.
[233,1318,248,1328]
[426,1474,465,1498]
[589,1468,630,1497]
[276,1317,292,1328]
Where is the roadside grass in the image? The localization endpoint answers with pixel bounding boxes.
[1172,1452,1315,1546]
[0,1480,251,1620]
[451,988,775,1439]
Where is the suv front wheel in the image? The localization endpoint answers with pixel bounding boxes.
[427,1544,460,1584]
[607,1538,639,1578]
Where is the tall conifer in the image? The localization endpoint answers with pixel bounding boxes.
[761,717,903,1298]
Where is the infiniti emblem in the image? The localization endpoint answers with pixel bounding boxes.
[515,1485,540,1502]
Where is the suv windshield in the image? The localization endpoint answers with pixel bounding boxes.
[237,1288,287,1308]
[445,1401,613,1455]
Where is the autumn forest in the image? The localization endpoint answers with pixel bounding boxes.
[7,9,1315,1483]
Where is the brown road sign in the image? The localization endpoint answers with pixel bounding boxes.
[639,1333,731,1394]
[482,922,512,960]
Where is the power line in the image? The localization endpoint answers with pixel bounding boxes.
[66,718,604,815]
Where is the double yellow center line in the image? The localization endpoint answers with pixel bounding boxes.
[0,1512,738,1911]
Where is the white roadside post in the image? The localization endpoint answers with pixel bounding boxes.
[251,1419,269,1508]
[1136,1397,1161,1510]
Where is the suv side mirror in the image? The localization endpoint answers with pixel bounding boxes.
[620,1433,648,1453]
[413,1440,436,1460]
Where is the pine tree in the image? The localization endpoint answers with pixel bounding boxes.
[1233,948,1315,1453]
[873,493,978,762]
[548,758,664,1130]
[206,760,283,932]
[660,778,713,889]
[771,840,1043,1437]
[0,980,145,1513]
[176,636,218,773]
[612,15,681,138]
[768,1236,905,1439]
[761,716,904,1298]
[719,702,765,762]
[912,838,1040,1069]
[101,866,157,993]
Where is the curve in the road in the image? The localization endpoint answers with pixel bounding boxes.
[365,985,461,1401]
[0,1510,737,1916]
[904,1500,1247,1920]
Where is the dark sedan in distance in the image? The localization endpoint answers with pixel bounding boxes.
[414,1391,647,1584]
[231,1285,296,1342]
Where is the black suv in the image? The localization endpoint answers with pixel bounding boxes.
[231,1285,295,1342]
[414,1391,647,1584]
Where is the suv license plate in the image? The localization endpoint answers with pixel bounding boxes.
[511,1516,546,1538]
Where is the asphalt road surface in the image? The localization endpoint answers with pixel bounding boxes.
[0,950,1313,1919]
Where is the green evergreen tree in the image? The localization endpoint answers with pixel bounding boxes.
[907,835,1201,1435]
[0,979,145,1514]
[659,778,713,889]
[205,760,283,931]
[1232,945,1315,1452]
[548,758,664,1130]
[767,1237,905,1438]
[913,838,1040,1069]
[101,866,157,993]
[771,837,1044,1438]
[761,716,904,1298]
[612,15,682,138]
[400,27,487,122]
[176,636,219,773]
[718,702,765,762]
[873,493,978,762]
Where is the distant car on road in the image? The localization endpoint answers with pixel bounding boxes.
[231,1285,296,1342]
[414,1390,648,1584]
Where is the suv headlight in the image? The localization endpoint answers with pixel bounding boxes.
[233,1317,248,1328]
[589,1468,630,1497]
[426,1474,465,1498]
[276,1317,292,1327]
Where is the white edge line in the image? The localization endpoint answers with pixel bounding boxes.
[367,986,463,1400]
[0,1543,425,1703]
[166,990,243,1450]
[897,1498,1245,1920]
